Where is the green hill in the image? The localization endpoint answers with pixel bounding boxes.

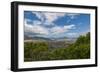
[24,32,90,61]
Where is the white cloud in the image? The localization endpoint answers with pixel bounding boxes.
[51,26,64,34]
[30,12,80,27]
[64,24,75,29]
[25,18,76,36]
[32,12,66,26]
[32,12,44,22]
[51,24,75,34]
[67,13,80,19]
[24,12,77,37]
[43,20,55,26]
[24,19,49,35]
[43,12,66,23]
[33,20,41,25]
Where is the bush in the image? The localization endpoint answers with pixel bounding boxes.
[24,32,90,61]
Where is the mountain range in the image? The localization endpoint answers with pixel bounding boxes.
[24,35,77,41]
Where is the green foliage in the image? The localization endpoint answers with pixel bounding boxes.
[24,32,90,62]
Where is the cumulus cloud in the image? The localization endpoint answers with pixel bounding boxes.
[29,12,80,27]
[24,12,79,37]
[51,26,64,34]
[24,19,75,36]
[43,12,66,23]
[32,12,66,26]
[51,24,75,34]
[24,20,49,35]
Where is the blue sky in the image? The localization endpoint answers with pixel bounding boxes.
[24,11,90,38]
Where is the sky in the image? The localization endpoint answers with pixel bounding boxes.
[24,11,90,38]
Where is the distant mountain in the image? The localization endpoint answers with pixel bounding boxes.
[24,35,51,40]
[24,35,32,40]
[31,36,51,40]
[24,35,77,42]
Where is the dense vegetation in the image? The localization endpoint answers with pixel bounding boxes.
[24,32,90,62]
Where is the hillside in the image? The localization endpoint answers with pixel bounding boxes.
[24,32,90,61]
